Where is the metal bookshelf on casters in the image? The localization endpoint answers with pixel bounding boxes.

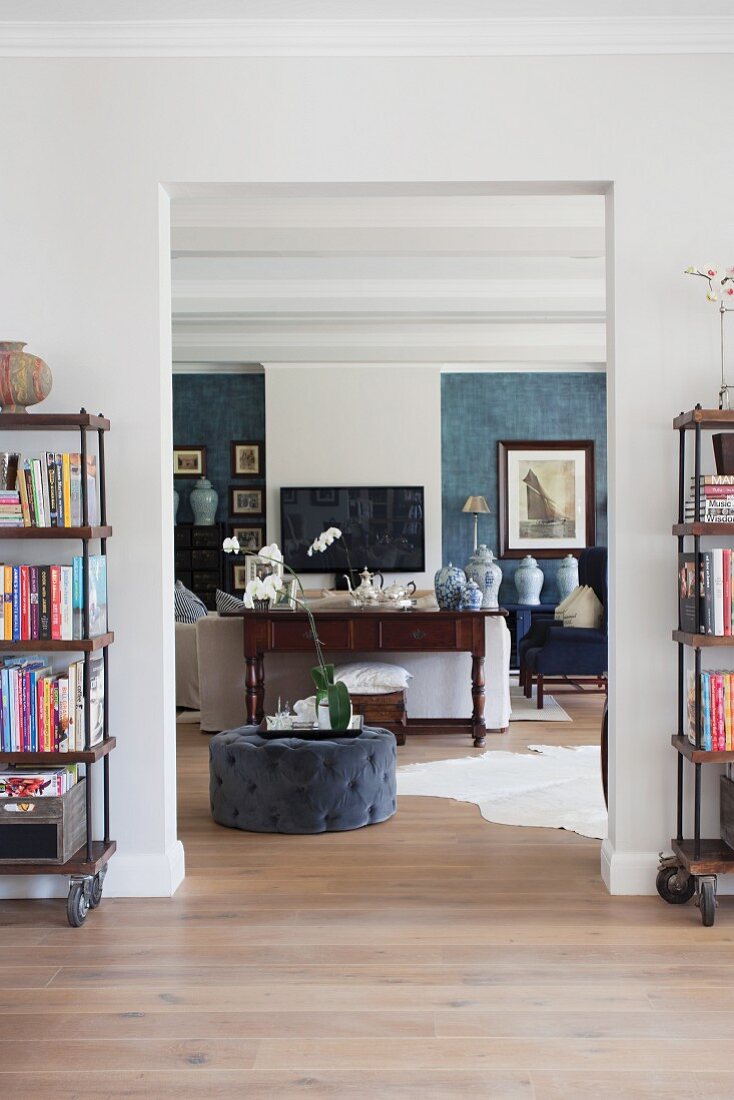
[658,405,734,926]
[0,410,115,927]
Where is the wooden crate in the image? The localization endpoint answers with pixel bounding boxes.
[350,690,407,745]
[0,779,86,865]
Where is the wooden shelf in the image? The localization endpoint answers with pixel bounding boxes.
[672,630,734,648]
[0,839,116,877]
[0,412,109,431]
[672,837,734,875]
[0,632,113,652]
[671,734,734,763]
[0,525,111,540]
[674,523,734,536]
[674,408,734,431]
[0,737,115,765]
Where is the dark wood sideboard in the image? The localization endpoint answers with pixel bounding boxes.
[223,607,507,747]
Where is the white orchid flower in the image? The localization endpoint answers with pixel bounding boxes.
[259,542,283,564]
[262,574,284,596]
[222,536,240,554]
[242,592,255,609]
[307,527,343,556]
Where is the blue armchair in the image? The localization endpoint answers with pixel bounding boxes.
[518,547,607,709]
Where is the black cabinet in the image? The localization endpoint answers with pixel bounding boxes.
[174,523,224,610]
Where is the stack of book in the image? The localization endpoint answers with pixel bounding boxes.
[687,669,734,750]
[0,452,97,528]
[0,555,107,641]
[0,653,104,753]
[0,765,79,797]
[685,474,734,523]
[679,548,734,635]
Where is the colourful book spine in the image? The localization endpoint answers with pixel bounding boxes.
[703,672,712,751]
[60,565,72,641]
[14,670,22,752]
[58,677,69,752]
[52,679,59,749]
[724,549,732,635]
[725,673,733,752]
[29,566,39,641]
[19,565,29,642]
[16,461,30,526]
[37,676,45,752]
[38,566,51,640]
[62,453,72,527]
[3,566,11,641]
[43,679,52,753]
[11,566,20,643]
[55,454,64,527]
[20,670,29,752]
[50,565,61,640]
[46,452,58,526]
[716,673,726,751]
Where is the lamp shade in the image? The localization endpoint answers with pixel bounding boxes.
[462,495,491,515]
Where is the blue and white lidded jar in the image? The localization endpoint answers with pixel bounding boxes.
[514,555,544,606]
[555,554,579,603]
[464,544,503,610]
[189,477,218,526]
[461,578,483,611]
[434,563,466,610]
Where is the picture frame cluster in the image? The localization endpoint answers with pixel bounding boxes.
[229,440,266,589]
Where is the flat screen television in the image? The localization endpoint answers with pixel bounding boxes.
[280,486,425,574]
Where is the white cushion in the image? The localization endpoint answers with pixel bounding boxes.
[554,585,585,621]
[560,585,603,629]
[334,662,412,695]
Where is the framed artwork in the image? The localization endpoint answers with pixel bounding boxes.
[498,440,595,558]
[244,553,284,586]
[232,564,248,592]
[173,445,206,478]
[310,488,338,506]
[274,576,298,609]
[231,440,264,478]
[230,486,264,516]
[231,523,265,553]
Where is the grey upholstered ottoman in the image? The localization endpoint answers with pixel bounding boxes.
[209,725,397,834]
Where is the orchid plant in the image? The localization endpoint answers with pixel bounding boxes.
[685,266,734,409]
[223,528,352,729]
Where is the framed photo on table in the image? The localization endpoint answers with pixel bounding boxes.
[244,553,284,585]
[231,441,264,478]
[230,486,264,516]
[173,445,206,478]
[498,440,595,558]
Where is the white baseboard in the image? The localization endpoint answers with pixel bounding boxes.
[0,841,186,900]
[600,839,659,895]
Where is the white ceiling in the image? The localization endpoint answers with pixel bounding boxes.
[170,189,606,371]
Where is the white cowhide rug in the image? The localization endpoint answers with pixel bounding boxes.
[397,744,607,839]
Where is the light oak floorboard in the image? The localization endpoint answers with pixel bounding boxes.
[1,692,731,1098]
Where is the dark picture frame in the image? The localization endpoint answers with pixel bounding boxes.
[231,523,265,553]
[230,486,264,516]
[498,440,595,558]
[173,445,206,478]
[231,440,264,478]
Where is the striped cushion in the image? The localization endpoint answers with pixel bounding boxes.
[174,580,208,624]
[216,588,246,615]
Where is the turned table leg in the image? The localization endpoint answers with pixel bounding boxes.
[246,655,260,725]
[255,653,265,721]
[471,653,486,748]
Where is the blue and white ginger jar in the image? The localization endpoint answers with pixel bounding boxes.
[514,555,544,606]
[434,562,466,610]
[189,477,218,526]
[464,544,503,610]
[556,554,579,602]
[461,578,483,611]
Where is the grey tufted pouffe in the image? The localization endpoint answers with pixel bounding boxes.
[209,725,397,834]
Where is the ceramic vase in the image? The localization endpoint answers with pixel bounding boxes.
[318,697,353,731]
[434,562,466,610]
[556,554,579,602]
[514,555,544,606]
[189,477,218,525]
[0,342,53,413]
[464,543,503,610]
[173,487,179,526]
[461,578,483,611]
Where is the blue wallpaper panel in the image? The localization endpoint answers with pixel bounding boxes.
[441,372,607,604]
[173,373,265,525]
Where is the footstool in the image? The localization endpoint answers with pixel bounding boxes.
[209,725,397,834]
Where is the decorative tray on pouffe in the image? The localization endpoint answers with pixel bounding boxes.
[259,715,364,740]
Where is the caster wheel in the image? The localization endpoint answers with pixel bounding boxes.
[66,882,89,928]
[88,873,104,909]
[700,880,716,927]
[656,866,695,904]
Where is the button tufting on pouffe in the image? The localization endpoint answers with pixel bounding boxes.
[208,725,398,834]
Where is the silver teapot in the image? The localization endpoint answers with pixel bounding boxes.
[344,566,384,605]
[382,579,417,604]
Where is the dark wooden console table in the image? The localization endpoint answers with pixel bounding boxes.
[226,606,506,747]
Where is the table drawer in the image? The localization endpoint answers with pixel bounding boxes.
[272,619,352,650]
[379,618,458,650]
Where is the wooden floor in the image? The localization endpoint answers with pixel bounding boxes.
[2,693,734,1098]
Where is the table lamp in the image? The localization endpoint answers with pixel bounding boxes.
[462,495,491,553]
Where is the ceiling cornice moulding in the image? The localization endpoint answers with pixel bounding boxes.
[2,17,734,58]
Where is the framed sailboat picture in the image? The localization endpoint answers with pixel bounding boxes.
[498,440,595,558]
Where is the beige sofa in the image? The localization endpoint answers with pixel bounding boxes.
[176,608,511,734]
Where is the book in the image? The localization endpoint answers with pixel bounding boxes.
[72,556,83,639]
[38,565,51,640]
[62,452,72,527]
[46,451,58,525]
[50,564,61,640]
[87,555,108,637]
[87,651,104,746]
[19,565,29,641]
[678,553,699,633]
[701,551,714,635]
[0,767,77,798]
[69,453,81,526]
[60,564,72,641]
[85,454,98,526]
[724,549,731,635]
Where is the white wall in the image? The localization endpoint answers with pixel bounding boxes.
[0,54,729,896]
[265,364,441,589]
